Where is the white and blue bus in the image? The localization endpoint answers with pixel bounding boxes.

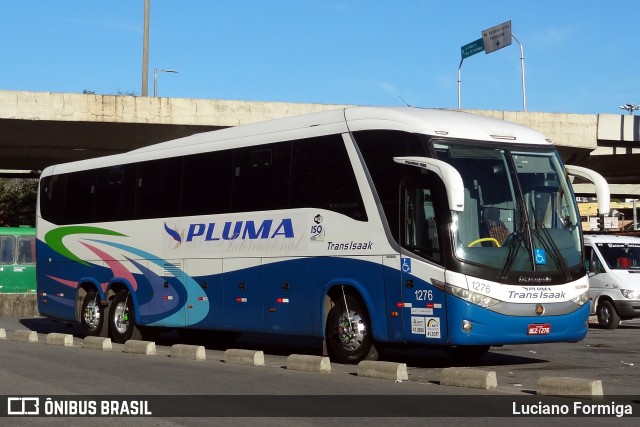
[36,107,609,363]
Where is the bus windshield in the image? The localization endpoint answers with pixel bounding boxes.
[432,142,582,279]
[595,243,640,270]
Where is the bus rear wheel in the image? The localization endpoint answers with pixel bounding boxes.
[80,289,108,337]
[108,290,142,343]
[325,294,378,364]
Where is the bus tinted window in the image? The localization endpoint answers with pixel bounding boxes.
[354,130,429,238]
[65,169,96,224]
[39,175,66,225]
[181,150,234,216]
[233,141,291,213]
[135,157,181,219]
[291,135,366,221]
[95,164,136,222]
[40,135,368,223]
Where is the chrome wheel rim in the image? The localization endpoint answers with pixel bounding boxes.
[83,300,100,330]
[336,309,366,351]
[113,301,129,335]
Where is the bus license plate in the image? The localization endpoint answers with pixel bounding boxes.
[527,323,551,335]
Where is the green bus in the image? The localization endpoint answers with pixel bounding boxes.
[0,227,36,293]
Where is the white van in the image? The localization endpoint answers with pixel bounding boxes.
[584,234,640,329]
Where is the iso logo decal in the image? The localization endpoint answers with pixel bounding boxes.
[310,214,325,241]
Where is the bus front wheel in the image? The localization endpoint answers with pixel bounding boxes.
[596,300,621,329]
[108,290,142,343]
[80,289,108,338]
[325,294,378,364]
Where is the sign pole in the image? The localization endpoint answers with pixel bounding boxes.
[457,59,463,110]
[458,38,484,110]
[512,33,527,111]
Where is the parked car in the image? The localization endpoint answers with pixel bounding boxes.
[584,234,640,329]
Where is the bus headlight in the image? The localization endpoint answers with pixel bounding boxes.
[445,284,500,308]
[621,289,640,300]
[571,290,589,306]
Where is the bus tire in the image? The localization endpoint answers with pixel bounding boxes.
[596,300,621,329]
[80,289,108,338]
[444,345,490,361]
[108,290,142,343]
[325,294,378,364]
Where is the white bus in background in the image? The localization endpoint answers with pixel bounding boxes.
[584,233,640,329]
[36,107,610,363]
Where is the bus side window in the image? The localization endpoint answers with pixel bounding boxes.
[0,236,15,264]
[17,236,36,264]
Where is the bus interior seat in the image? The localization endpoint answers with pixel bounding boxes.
[482,207,510,245]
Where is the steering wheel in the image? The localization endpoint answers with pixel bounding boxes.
[467,237,501,248]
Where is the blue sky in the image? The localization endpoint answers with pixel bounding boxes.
[1,1,638,114]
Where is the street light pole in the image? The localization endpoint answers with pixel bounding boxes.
[141,0,150,97]
[619,104,640,115]
[154,69,178,97]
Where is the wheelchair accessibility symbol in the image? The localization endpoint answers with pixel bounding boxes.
[534,248,547,265]
[402,258,412,273]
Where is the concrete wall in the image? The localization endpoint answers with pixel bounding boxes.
[597,114,640,142]
[0,90,601,149]
[0,294,38,318]
[0,90,350,127]
[466,109,598,150]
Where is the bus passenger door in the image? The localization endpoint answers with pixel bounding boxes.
[262,257,311,335]
[400,179,448,344]
[222,258,263,331]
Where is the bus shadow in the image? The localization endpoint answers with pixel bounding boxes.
[19,317,83,336]
[165,330,325,356]
[379,347,548,369]
[16,318,548,367]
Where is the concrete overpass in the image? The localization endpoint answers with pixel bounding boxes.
[1,90,639,195]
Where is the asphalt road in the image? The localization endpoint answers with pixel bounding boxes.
[0,316,638,426]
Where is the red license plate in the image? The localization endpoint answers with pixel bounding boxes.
[527,323,551,335]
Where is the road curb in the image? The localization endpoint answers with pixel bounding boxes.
[286,354,331,373]
[537,376,604,397]
[46,333,74,347]
[357,360,408,381]
[14,329,38,343]
[83,336,112,350]
[224,349,264,366]
[440,367,498,390]
[171,344,206,361]
[123,340,156,355]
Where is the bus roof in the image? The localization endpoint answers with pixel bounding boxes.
[0,227,35,236]
[41,107,552,176]
[584,234,640,245]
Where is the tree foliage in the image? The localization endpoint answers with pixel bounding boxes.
[0,178,38,227]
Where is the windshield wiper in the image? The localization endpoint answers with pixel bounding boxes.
[499,201,534,281]
[499,232,523,282]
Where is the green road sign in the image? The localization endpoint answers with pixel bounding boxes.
[461,38,484,59]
